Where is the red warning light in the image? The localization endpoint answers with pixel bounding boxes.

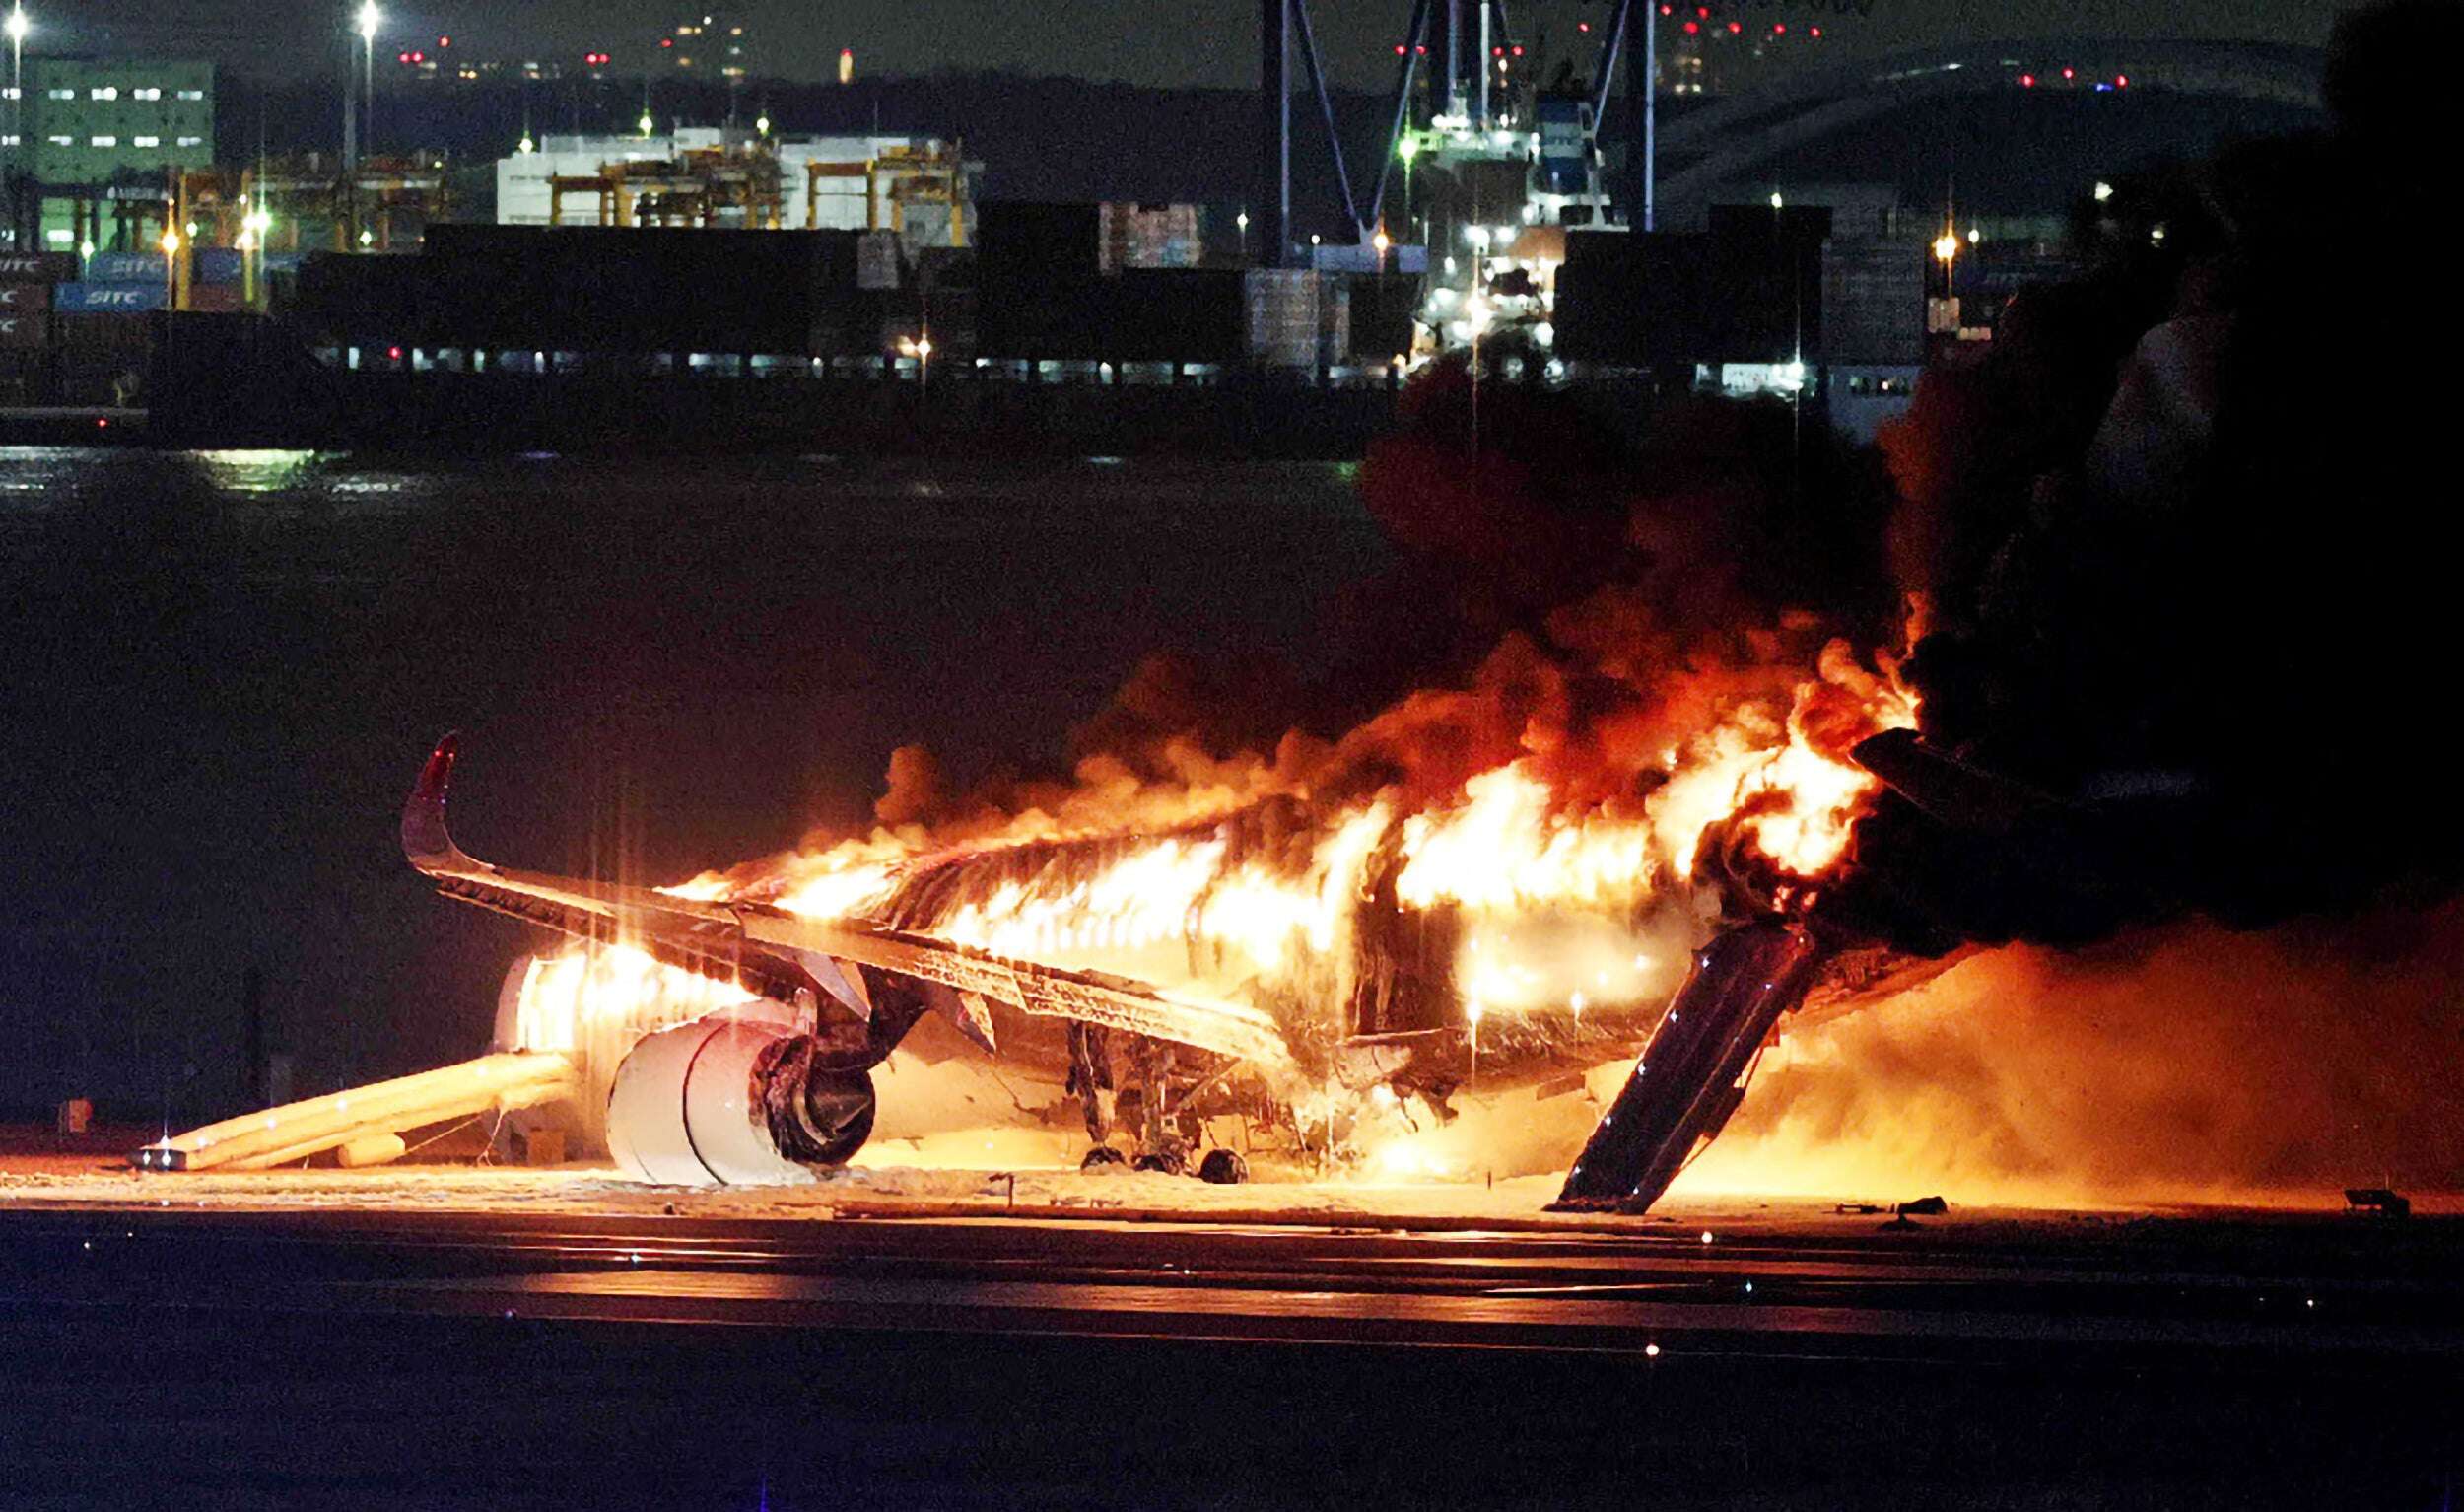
[1659,4,1672,13]
[1696,6,1708,14]
[438,34,449,46]
[1811,26,1822,36]
[388,346,404,361]
[1773,23,1786,33]
[1395,44,1406,54]
[1577,21,1589,31]
[1727,20,1742,33]
[659,37,672,47]
[2114,74,2129,88]
[1414,44,1426,54]
[2061,67,2075,80]
[410,50,424,62]
[2019,73,2035,87]
[1510,44,1523,56]
[397,50,410,62]
[1682,21,1698,34]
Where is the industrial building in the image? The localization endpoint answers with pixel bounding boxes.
[495,130,977,247]
[5,57,213,253]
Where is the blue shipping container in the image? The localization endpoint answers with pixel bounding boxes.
[56,281,169,313]
[195,247,244,286]
[87,250,169,282]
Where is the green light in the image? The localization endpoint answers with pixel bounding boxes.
[1398,136,1419,162]
[755,114,770,135]
[639,110,654,137]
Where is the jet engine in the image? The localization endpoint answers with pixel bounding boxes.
[605,1005,878,1185]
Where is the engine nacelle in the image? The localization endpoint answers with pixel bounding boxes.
[605,1006,877,1186]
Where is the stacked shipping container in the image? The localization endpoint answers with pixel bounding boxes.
[0,246,265,404]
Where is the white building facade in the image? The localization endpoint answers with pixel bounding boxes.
[495,129,976,246]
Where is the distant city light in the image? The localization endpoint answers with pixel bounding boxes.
[355,1,379,41]
[1769,191,1783,210]
[839,47,854,86]
[1397,135,1418,162]
[2093,180,2113,202]
[4,5,27,44]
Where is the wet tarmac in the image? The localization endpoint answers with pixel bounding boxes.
[3,1202,2460,1508]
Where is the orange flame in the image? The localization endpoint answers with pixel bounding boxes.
[651,629,1913,1036]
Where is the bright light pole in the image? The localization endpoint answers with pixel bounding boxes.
[1932,226,1960,332]
[6,3,27,250]
[159,227,180,311]
[1397,133,1417,236]
[241,208,270,307]
[355,2,379,157]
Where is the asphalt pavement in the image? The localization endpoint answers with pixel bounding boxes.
[3,1203,2461,1508]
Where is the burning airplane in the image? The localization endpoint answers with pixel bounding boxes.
[138,609,1945,1212]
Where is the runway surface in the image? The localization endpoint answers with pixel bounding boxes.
[4,1203,2461,1508]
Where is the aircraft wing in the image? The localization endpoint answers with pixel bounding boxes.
[402,735,1295,1069]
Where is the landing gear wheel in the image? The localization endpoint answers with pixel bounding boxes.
[1080,1145,1128,1170]
[1197,1149,1249,1185]
[1131,1144,1188,1176]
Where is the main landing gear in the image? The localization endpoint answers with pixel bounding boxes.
[1067,1022,1246,1184]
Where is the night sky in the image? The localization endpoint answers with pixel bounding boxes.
[41,0,2338,90]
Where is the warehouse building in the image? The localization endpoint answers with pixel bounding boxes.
[9,58,214,252]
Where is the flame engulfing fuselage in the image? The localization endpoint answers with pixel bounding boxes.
[385,614,1916,1197]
